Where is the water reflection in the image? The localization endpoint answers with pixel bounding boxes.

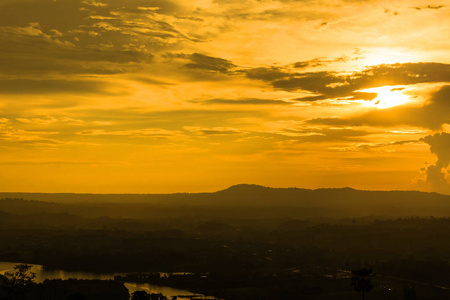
[0,261,114,282]
[0,262,212,299]
[125,283,198,297]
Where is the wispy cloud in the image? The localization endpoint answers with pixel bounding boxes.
[192,98,293,105]
[184,126,243,135]
[76,128,186,140]
[0,0,449,192]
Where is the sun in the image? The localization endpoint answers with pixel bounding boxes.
[358,85,411,109]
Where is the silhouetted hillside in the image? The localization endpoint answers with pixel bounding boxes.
[1,186,449,300]
[0,185,449,218]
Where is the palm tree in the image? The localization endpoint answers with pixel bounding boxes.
[351,268,375,300]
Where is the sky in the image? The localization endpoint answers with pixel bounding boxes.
[0,0,449,194]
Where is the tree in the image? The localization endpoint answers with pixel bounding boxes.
[403,287,416,300]
[131,290,150,300]
[351,268,375,300]
[0,264,36,300]
[68,292,86,300]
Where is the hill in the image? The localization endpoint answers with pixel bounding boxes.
[0,184,449,218]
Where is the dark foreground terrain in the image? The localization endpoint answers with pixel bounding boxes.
[1,185,449,299]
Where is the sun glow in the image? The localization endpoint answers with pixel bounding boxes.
[360,48,419,67]
[359,86,411,109]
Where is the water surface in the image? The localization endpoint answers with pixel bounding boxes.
[0,262,213,298]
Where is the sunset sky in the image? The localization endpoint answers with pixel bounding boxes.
[0,0,449,193]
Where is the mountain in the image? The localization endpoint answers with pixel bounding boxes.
[0,184,449,218]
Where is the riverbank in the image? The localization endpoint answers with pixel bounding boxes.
[0,262,216,299]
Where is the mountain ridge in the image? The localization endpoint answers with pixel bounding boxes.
[0,183,446,198]
[0,184,449,218]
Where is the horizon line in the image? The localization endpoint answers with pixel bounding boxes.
[0,184,444,196]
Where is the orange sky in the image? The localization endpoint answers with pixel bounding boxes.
[0,0,449,194]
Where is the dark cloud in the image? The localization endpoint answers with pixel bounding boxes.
[184,126,243,136]
[0,79,114,95]
[294,95,329,102]
[0,0,87,29]
[102,0,181,15]
[307,117,356,126]
[295,91,378,102]
[293,55,354,69]
[184,53,236,73]
[353,140,417,151]
[197,129,241,135]
[309,128,376,141]
[131,76,174,86]
[349,92,378,101]
[160,52,239,80]
[195,98,292,105]
[293,58,328,69]
[0,22,152,76]
[0,0,190,77]
[306,85,450,129]
[413,5,446,10]
[272,63,450,94]
[62,48,152,64]
[419,132,450,194]
[242,62,450,106]
[422,132,450,170]
[102,9,196,42]
[244,67,290,81]
[273,71,345,94]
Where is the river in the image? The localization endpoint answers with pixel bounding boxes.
[0,262,215,298]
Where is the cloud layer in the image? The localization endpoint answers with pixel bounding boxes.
[0,0,449,193]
